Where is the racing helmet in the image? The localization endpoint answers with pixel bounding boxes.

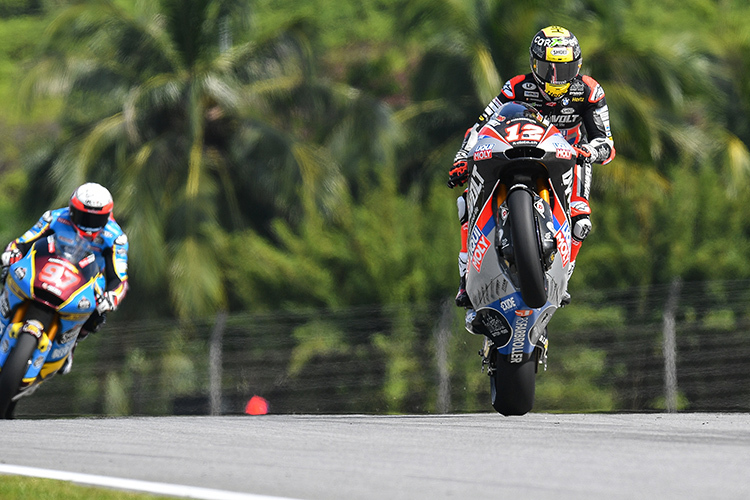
[529,26,582,99]
[69,182,113,239]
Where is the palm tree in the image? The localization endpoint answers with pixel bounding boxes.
[21,0,352,318]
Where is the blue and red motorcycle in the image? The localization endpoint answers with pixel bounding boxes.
[0,232,100,418]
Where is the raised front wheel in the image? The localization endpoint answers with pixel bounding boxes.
[507,188,546,308]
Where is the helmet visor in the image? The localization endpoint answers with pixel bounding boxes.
[71,209,109,233]
[532,58,580,85]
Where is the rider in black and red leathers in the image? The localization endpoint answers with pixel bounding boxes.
[448,25,615,309]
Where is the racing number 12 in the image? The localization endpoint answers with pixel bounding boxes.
[505,123,545,142]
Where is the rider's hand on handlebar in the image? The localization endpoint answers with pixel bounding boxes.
[574,144,598,165]
[96,291,119,314]
[447,160,470,188]
[1,248,21,268]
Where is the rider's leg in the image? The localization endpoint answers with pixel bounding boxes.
[60,312,107,375]
[455,191,473,308]
[565,161,593,305]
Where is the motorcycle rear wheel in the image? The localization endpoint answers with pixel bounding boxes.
[507,188,546,308]
[490,351,536,416]
[0,333,37,419]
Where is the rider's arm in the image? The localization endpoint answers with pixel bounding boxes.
[6,211,55,256]
[580,76,615,165]
[101,233,129,306]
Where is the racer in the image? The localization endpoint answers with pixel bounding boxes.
[448,25,615,309]
[1,182,129,374]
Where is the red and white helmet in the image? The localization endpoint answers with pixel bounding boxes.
[69,183,113,239]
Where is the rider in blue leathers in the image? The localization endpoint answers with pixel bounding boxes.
[0,183,128,374]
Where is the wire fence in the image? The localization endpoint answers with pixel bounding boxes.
[14,280,750,417]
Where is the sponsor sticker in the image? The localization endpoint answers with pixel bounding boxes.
[556,148,572,160]
[500,296,517,312]
[555,222,571,267]
[470,227,491,273]
[473,143,493,162]
[510,315,530,363]
[22,320,44,339]
[79,254,96,268]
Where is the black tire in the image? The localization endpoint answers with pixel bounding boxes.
[490,352,536,416]
[507,188,546,308]
[0,333,37,419]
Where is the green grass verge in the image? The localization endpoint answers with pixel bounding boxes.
[0,475,172,500]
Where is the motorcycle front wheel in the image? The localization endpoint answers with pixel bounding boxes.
[0,333,37,419]
[490,351,536,416]
[507,188,546,308]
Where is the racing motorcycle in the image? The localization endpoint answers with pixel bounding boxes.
[0,232,100,418]
[463,101,578,416]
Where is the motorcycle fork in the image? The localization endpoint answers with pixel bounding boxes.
[9,302,29,324]
[496,176,550,211]
[10,302,58,342]
[536,177,550,205]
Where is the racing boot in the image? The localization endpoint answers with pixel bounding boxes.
[60,342,77,375]
[562,211,592,307]
[456,275,473,308]
[455,247,473,308]
[61,312,106,376]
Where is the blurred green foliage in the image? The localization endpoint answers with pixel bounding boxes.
[2,0,750,414]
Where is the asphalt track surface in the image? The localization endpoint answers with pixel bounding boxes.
[1,413,749,499]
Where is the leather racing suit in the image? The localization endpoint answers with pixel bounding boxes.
[2,208,129,332]
[453,73,615,298]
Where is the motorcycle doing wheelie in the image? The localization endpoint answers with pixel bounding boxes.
[0,232,100,418]
[463,101,579,416]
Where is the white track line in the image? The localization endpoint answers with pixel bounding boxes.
[0,464,299,500]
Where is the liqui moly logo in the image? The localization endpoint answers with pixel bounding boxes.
[555,221,571,267]
[470,226,491,273]
[473,143,493,161]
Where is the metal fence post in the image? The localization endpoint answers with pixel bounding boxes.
[209,310,227,416]
[662,278,681,412]
[435,298,453,414]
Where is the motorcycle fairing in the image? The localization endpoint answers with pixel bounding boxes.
[468,180,500,274]
[0,234,99,386]
[465,121,574,363]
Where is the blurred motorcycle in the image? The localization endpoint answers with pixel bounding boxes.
[0,232,100,418]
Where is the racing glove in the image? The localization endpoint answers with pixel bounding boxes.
[96,291,119,314]
[447,160,470,188]
[574,144,600,165]
[572,215,592,241]
[1,244,22,267]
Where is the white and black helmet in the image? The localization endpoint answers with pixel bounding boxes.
[69,182,113,238]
